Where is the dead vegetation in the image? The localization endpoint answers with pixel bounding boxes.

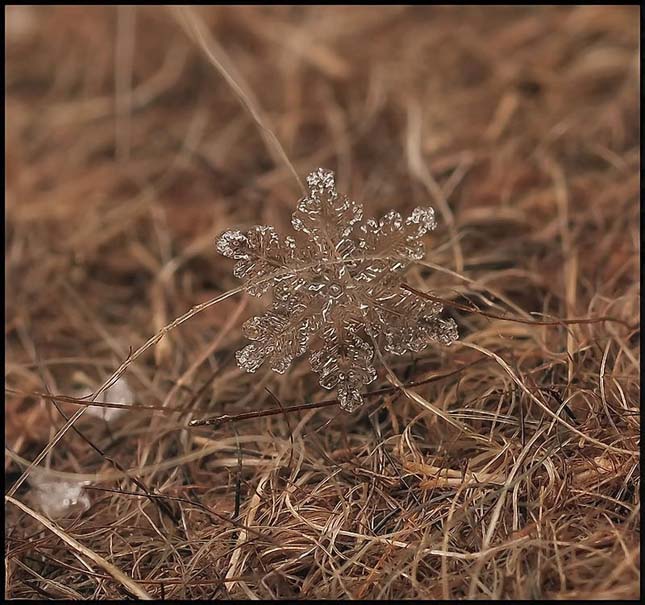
[5,5,640,600]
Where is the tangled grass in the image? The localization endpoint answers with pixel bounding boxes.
[5,5,640,600]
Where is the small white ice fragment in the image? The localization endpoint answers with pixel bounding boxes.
[29,477,91,519]
[80,377,134,423]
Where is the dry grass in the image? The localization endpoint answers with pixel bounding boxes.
[5,5,640,600]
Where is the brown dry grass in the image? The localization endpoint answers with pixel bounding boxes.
[4,5,640,600]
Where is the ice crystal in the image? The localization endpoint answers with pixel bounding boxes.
[29,476,91,518]
[217,168,458,411]
[75,376,133,423]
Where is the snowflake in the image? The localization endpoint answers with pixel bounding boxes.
[217,168,458,412]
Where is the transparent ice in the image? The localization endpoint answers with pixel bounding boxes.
[217,168,458,412]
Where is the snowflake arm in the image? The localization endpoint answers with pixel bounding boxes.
[291,168,363,261]
[355,207,437,281]
[216,225,296,296]
[236,292,320,374]
[364,283,458,355]
[310,327,377,412]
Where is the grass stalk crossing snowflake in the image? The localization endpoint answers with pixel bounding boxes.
[217,168,458,411]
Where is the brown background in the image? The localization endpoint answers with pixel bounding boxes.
[5,5,640,600]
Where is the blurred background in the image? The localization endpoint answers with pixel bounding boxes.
[5,5,640,600]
